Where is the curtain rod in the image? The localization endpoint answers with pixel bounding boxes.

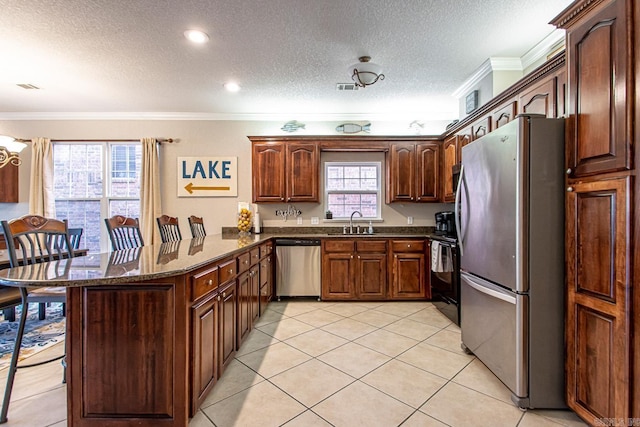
[14,138,174,143]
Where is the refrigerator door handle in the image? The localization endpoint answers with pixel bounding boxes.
[462,273,516,304]
[454,164,466,256]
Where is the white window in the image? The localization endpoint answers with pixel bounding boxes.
[325,162,381,219]
[53,142,141,253]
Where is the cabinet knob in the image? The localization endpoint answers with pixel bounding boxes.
[357,255,361,259]
[567,187,574,192]
[407,244,411,248]
[566,168,572,175]
[229,269,233,274]
[395,254,398,258]
[223,292,226,298]
[217,296,221,301]
[244,260,249,264]
[206,279,214,286]
[280,197,284,201]
[350,255,353,259]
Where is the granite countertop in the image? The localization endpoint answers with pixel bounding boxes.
[0,228,437,288]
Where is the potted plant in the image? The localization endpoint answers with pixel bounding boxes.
[325,210,333,219]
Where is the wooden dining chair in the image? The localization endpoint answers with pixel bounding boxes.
[157,215,182,243]
[104,215,144,250]
[0,215,77,422]
[188,215,206,238]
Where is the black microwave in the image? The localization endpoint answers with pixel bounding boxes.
[452,163,461,194]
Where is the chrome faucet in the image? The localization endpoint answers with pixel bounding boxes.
[349,210,363,234]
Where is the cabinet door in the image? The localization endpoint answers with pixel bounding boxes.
[391,253,426,299]
[415,142,440,202]
[191,295,218,414]
[219,282,236,376]
[565,177,630,422]
[252,142,286,202]
[471,117,490,142]
[250,265,260,324]
[567,0,630,177]
[259,256,273,315]
[236,271,251,348]
[457,126,473,162]
[0,165,18,203]
[321,252,356,300]
[286,142,319,202]
[491,100,517,129]
[386,144,415,203]
[442,136,458,203]
[356,253,387,299]
[518,76,556,118]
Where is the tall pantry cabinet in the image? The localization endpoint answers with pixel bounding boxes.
[551,0,638,424]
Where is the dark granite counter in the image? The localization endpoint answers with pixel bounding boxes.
[0,228,436,287]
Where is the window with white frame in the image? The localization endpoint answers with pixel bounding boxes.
[325,162,381,219]
[53,142,141,253]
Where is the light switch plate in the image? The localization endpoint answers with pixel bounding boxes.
[311,217,319,225]
[297,217,303,225]
[407,216,413,225]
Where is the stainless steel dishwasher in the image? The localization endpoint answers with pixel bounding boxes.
[275,238,321,300]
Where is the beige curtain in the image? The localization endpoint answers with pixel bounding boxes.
[28,137,56,217]
[140,138,162,245]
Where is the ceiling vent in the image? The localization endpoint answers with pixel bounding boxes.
[17,83,40,90]
[336,83,359,91]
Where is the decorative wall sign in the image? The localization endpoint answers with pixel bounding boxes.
[336,123,371,134]
[465,90,479,114]
[177,156,238,197]
[275,205,302,221]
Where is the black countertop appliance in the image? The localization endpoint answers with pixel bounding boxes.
[434,211,456,238]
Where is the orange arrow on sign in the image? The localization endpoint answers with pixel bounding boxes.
[185,182,231,194]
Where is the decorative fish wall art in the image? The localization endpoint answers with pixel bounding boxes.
[281,120,306,132]
[335,122,371,134]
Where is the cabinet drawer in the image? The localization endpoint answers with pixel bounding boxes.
[191,266,219,301]
[391,240,425,252]
[250,248,260,265]
[260,243,273,258]
[219,259,236,284]
[323,240,355,253]
[237,252,251,273]
[356,240,387,253]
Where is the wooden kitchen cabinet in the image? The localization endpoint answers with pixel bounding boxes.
[564,0,631,178]
[218,280,236,376]
[191,293,219,415]
[491,99,517,129]
[390,240,429,299]
[236,269,251,348]
[321,239,388,300]
[442,135,458,203]
[551,0,638,423]
[565,177,630,423]
[518,74,557,118]
[259,254,273,316]
[386,142,441,203]
[0,165,18,203]
[251,139,319,203]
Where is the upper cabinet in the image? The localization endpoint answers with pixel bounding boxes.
[442,135,458,203]
[251,140,319,203]
[518,75,557,118]
[386,141,440,203]
[491,99,517,129]
[564,0,632,178]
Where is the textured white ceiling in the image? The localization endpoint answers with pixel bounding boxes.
[0,0,573,122]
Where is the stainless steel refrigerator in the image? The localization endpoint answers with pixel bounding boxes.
[455,115,566,409]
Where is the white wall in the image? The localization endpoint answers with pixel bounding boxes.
[0,119,451,234]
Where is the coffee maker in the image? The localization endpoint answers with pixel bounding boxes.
[435,211,456,237]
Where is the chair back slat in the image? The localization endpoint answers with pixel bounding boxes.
[104,216,144,251]
[157,215,182,243]
[188,215,206,238]
[1,215,74,268]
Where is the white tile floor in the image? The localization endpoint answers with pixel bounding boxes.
[0,300,587,427]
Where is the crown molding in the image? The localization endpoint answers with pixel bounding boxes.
[521,29,566,70]
[0,111,457,122]
[452,57,522,98]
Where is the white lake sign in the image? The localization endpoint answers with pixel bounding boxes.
[177,157,238,197]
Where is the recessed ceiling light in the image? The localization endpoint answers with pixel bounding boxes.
[184,30,209,44]
[224,82,240,92]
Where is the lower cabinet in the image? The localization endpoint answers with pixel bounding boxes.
[250,264,260,324]
[259,254,273,316]
[322,238,428,301]
[191,293,219,415]
[236,270,251,348]
[390,240,430,299]
[218,281,236,376]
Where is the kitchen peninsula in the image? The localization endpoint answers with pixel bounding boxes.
[0,230,432,426]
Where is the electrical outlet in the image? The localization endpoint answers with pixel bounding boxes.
[297,217,303,225]
[311,217,319,225]
[407,216,413,225]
